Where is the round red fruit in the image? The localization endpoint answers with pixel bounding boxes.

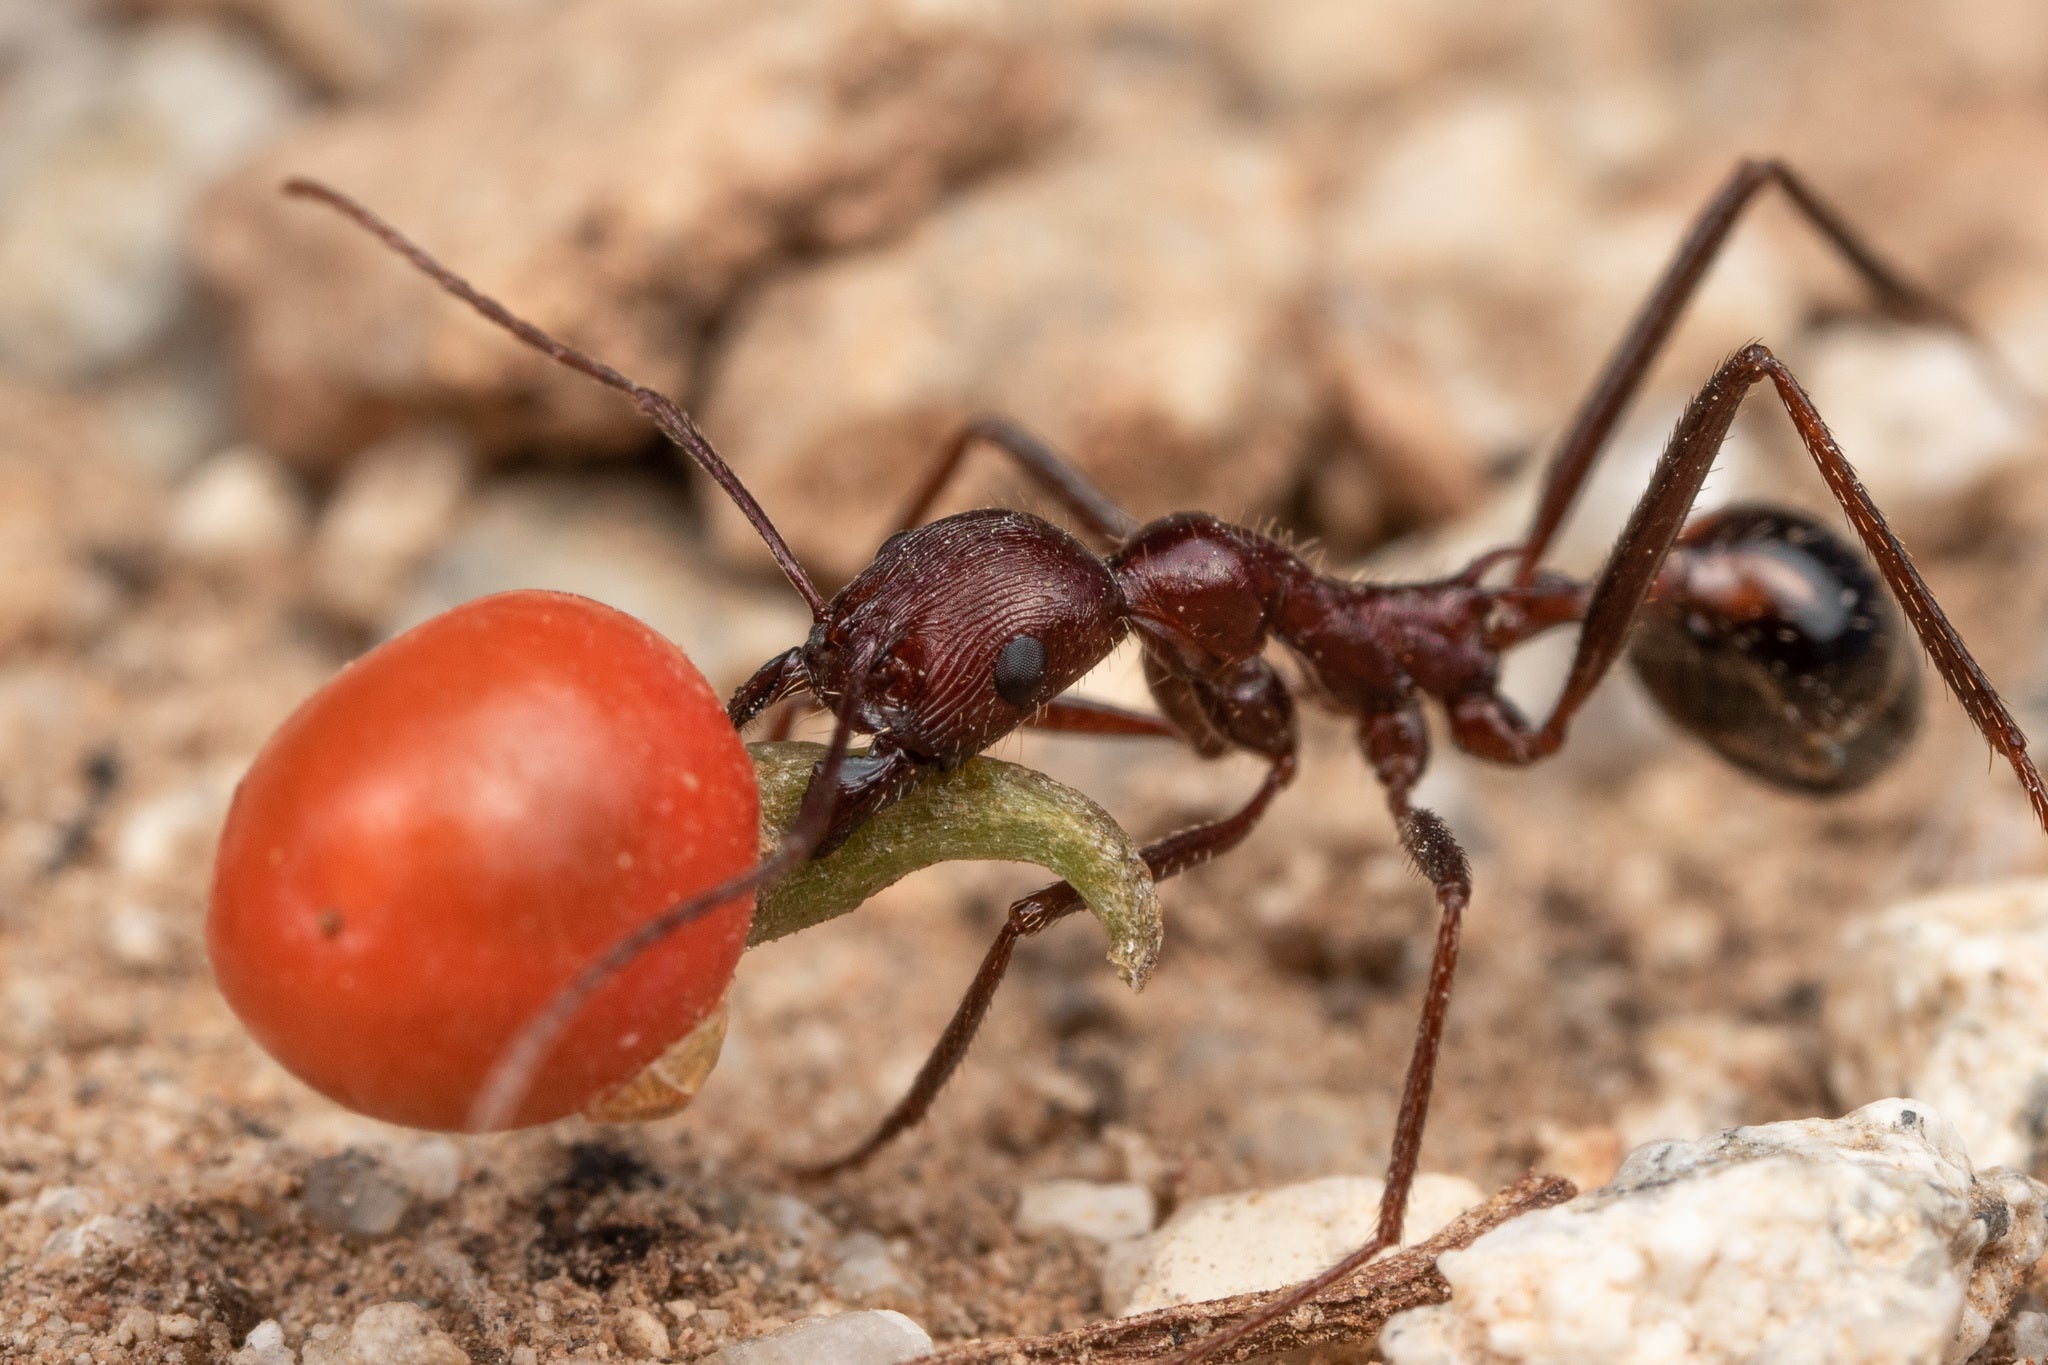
[208,590,758,1130]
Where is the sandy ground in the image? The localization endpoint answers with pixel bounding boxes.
[7,3,2048,1362]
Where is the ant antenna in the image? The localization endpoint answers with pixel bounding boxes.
[282,178,827,621]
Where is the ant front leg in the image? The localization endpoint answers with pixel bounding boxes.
[471,683,873,1131]
[1536,343,2048,826]
[798,745,1298,1179]
[801,659,1299,1176]
[1516,158,1997,583]
[1025,697,1182,738]
[892,415,1139,545]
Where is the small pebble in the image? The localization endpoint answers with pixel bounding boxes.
[708,1310,932,1365]
[1826,877,2048,1172]
[387,1137,463,1203]
[615,1305,670,1359]
[2012,1309,2048,1356]
[0,15,298,376]
[824,1231,913,1300]
[302,1150,412,1237]
[159,1313,202,1340]
[232,1318,295,1365]
[344,1302,468,1365]
[104,902,173,971]
[1801,325,2027,527]
[746,1191,834,1244]
[310,429,471,626]
[168,445,307,567]
[1380,1100,2048,1365]
[113,770,239,881]
[31,1186,100,1222]
[115,1305,158,1345]
[38,1213,142,1263]
[1112,1171,1481,1314]
[1014,1179,1156,1243]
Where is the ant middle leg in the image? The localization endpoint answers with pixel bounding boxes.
[1515,158,1996,584]
[797,745,1298,1177]
[891,415,1139,544]
[802,659,1301,1175]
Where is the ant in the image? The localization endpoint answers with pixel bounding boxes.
[285,160,2048,1363]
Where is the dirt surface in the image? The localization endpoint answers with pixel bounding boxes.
[7,2,2048,1362]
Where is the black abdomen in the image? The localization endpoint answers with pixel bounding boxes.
[1628,505,1920,793]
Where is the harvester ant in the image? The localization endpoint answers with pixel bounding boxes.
[285,159,2047,1363]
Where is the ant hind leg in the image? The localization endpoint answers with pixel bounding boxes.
[1517,158,2000,583]
[1534,342,2048,828]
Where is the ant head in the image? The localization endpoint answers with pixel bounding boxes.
[1629,504,1921,792]
[802,510,1126,761]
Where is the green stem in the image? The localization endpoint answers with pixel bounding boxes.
[746,742,1162,989]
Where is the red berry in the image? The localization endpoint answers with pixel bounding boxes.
[208,590,757,1130]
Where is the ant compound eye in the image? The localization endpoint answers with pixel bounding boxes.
[1628,505,1920,793]
[993,634,1049,709]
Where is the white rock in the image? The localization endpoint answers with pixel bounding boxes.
[114,1304,158,1345]
[0,14,299,376]
[342,1303,467,1365]
[302,1151,412,1237]
[614,1305,670,1359]
[1015,1178,1156,1244]
[392,471,808,692]
[2012,1309,2048,1356]
[386,1137,464,1203]
[232,1319,296,1365]
[113,768,239,881]
[159,1313,203,1340]
[1380,1099,2048,1365]
[708,1310,932,1365]
[168,446,308,567]
[1799,325,2027,531]
[1111,1171,1483,1315]
[1615,1014,1811,1151]
[37,1212,142,1263]
[104,901,173,970]
[1826,879,2048,1176]
[823,1231,914,1300]
[31,1185,101,1222]
[310,429,472,626]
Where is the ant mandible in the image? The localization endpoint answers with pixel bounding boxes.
[284,159,2048,1364]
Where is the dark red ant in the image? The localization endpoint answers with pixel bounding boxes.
[285,160,2047,1363]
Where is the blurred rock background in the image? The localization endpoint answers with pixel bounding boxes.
[6,0,2048,1361]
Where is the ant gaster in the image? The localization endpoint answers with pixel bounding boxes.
[286,160,2047,1364]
